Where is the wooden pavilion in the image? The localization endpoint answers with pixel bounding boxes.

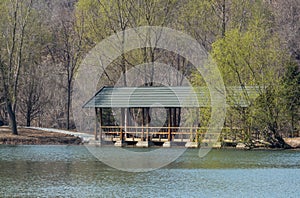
[83,86,259,147]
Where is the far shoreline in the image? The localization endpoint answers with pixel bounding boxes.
[1,126,299,149]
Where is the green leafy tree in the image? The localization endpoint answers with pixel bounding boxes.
[191,0,292,147]
[281,62,300,137]
[211,19,290,147]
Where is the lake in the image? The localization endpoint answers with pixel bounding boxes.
[0,145,299,197]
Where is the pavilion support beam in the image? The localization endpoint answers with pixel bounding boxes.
[136,107,153,147]
[172,108,177,139]
[95,108,99,140]
[124,108,128,136]
[142,107,144,141]
[120,108,124,141]
[163,107,174,148]
[173,108,177,129]
[185,107,200,148]
[168,108,172,141]
[99,108,103,144]
[178,107,181,127]
[115,108,127,147]
[146,108,149,141]
[196,107,199,142]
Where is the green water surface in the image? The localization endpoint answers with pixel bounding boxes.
[0,145,299,197]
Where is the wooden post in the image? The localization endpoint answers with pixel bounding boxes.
[95,108,99,140]
[168,108,172,141]
[134,108,138,138]
[141,107,144,141]
[146,108,149,141]
[124,108,128,138]
[196,107,200,143]
[173,108,177,132]
[190,126,193,142]
[120,108,124,141]
[178,107,181,128]
[99,108,102,143]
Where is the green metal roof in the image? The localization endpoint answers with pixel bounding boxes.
[83,86,260,108]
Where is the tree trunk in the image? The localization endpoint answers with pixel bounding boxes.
[274,131,291,149]
[269,123,290,148]
[221,0,226,37]
[26,109,31,127]
[67,81,71,130]
[7,102,18,135]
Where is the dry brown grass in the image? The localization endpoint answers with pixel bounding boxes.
[0,126,82,145]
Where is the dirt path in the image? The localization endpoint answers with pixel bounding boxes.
[26,127,94,143]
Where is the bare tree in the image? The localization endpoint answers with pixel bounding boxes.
[46,1,84,129]
[0,0,34,134]
[269,0,300,66]
[18,64,47,127]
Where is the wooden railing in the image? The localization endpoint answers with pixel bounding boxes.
[97,126,245,142]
